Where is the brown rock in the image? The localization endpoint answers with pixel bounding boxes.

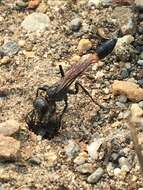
[112,80,143,102]
[0,135,20,161]
[28,0,41,9]
[36,2,47,13]
[0,119,20,136]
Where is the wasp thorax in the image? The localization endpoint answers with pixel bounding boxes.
[33,97,48,114]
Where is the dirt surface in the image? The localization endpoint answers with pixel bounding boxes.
[0,0,143,189]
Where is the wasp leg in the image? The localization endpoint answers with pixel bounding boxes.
[59,96,68,121]
[57,65,65,78]
[25,109,36,128]
[68,81,104,108]
[59,65,65,77]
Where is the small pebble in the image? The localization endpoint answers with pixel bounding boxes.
[138,79,143,87]
[87,167,104,184]
[0,134,20,161]
[118,95,127,103]
[73,152,87,165]
[131,175,138,182]
[76,163,94,174]
[87,138,102,160]
[0,56,11,65]
[77,39,92,54]
[88,0,111,7]
[118,157,131,172]
[120,68,129,79]
[137,60,143,66]
[69,18,82,32]
[106,162,114,176]
[111,153,120,162]
[18,40,26,47]
[115,102,126,109]
[114,168,121,176]
[139,101,143,108]
[0,41,20,56]
[65,140,80,159]
[0,119,20,136]
[15,0,28,9]
[121,165,130,173]
[21,13,50,32]
[36,2,47,13]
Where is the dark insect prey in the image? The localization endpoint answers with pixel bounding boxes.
[26,38,117,138]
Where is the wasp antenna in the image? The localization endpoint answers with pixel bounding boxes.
[95,38,117,59]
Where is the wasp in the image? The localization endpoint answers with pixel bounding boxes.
[26,38,117,138]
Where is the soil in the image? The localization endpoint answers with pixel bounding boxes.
[0,0,143,189]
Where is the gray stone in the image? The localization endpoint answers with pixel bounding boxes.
[118,95,127,103]
[0,186,5,190]
[65,140,80,159]
[21,13,50,32]
[112,7,135,35]
[0,119,20,136]
[88,0,112,7]
[114,35,134,61]
[87,138,102,160]
[120,68,129,79]
[15,0,28,9]
[69,18,82,31]
[138,79,143,86]
[118,157,131,172]
[0,41,20,56]
[87,167,104,184]
[111,153,120,161]
[115,102,126,109]
[106,162,114,176]
[140,52,143,60]
[139,101,143,108]
[76,163,94,174]
[0,134,20,161]
[137,60,143,66]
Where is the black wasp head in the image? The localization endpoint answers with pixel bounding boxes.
[33,96,49,114]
